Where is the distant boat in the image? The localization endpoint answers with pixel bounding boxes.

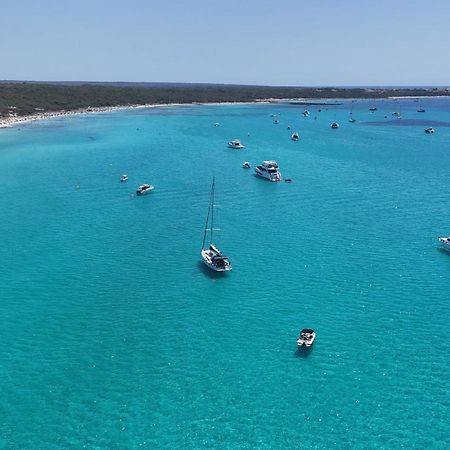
[291,131,300,141]
[228,139,245,149]
[120,174,128,182]
[424,127,435,134]
[330,122,340,129]
[200,177,232,272]
[214,122,220,127]
[417,108,426,113]
[297,328,316,347]
[242,161,251,169]
[136,184,154,195]
[438,236,450,251]
[369,107,377,111]
[348,117,356,123]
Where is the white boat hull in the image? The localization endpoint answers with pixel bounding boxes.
[438,237,450,251]
[201,249,232,272]
[255,168,282,182]
[136,185,154,195]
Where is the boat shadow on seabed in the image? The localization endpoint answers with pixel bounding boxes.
[294,345,314,359]
[196,261,228,279]
[437,247,450,256]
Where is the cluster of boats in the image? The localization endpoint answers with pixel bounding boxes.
[120,174,155,195]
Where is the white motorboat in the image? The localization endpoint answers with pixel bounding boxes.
[369,107,377,111]
[228,139,245,149]
[201,177,232,272]
[438,236,450,251]
[136,184,154,195]
[297,328,316,347]
[120,174,128,182]
[214,122,220,127]
[302,110,310,117]
[255,160,282,182]
[242,161,251,169]
[330,122,339,129]
[424,127,435,134]
[348,117,356,123]
[417,108,425,113]
[291,132,300,141]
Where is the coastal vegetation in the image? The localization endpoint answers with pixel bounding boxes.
[0,81,449,117]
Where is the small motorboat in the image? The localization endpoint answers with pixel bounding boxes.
[438,236,450,251]
[284,178,292,182]
[274,119,279,124]
[302,110,310,117]
[136,184,154,195]
[369,107,377,111]
[242,161,251,169]
[392,111,401,117]
[214,122,220,127]
[417,108,425,113]
[424,127,435,134]
[228,139,245,149]
[291,132,300,141]
[330,122,339,129]
[120,174,128,182]
[297,328,316,347]
[348,117,356,123]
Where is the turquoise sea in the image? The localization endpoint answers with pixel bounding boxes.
[1,98,450,449]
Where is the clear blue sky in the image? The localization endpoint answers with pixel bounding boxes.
[1,0,449,86]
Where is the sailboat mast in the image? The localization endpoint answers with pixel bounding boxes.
[211,176,215,245]
[201,177,214,250]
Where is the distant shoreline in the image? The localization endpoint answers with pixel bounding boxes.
[2,94,450,129]
[2,82,450,128]
[0,101,271,129]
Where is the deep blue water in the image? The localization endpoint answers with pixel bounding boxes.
[1,98,450,448]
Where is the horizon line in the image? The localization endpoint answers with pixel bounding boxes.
[1,80,450,89]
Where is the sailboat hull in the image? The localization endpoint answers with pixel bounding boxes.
[201,249,232,272]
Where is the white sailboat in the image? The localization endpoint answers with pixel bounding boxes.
[201,177,232,272]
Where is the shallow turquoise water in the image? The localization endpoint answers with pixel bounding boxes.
[1,99,450,449]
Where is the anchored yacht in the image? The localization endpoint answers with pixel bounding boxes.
[136,184,154,195]
[425,127,435,134]
[242,161,251,169]
[201,177,232,272]
[228,139,245,149]
[291,132,300,141]
[120,174,128,182]
[297,329,316,347]
[330,122,339,129]
[255,160,282,182]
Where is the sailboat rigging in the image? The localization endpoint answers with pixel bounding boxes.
[200,177,232,272]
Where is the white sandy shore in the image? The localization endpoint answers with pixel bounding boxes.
[0,100,273,129]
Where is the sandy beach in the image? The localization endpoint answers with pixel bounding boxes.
[0,103,174,129]
[0,100,273,129]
